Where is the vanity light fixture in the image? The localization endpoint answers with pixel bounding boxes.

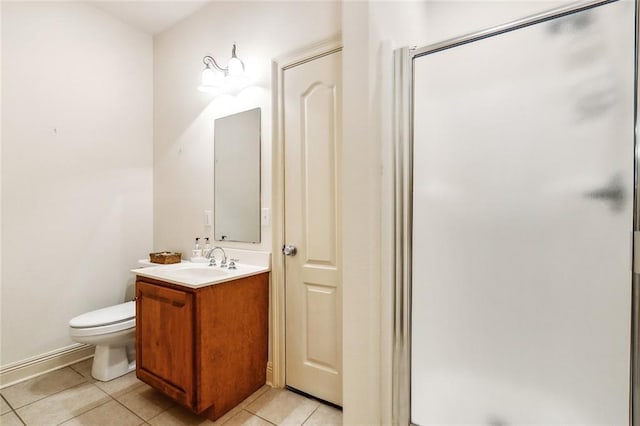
[198,44,248,94]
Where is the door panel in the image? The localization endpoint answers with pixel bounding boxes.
[284,50,342,405]
[411,2,634,425]
[305,284,338,370]
[302,83,338,265]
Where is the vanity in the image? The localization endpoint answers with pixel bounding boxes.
[131,259,269,420]
[131,108,266,420]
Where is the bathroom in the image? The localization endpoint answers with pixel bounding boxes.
[1,1,638,425]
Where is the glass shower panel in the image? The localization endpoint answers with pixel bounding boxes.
[411,2,635,425]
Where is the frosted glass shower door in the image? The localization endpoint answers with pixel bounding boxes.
[411,2,635,425]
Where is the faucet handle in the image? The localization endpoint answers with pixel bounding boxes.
[228,258,239,270]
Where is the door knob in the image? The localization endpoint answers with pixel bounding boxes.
[282,245,297,256]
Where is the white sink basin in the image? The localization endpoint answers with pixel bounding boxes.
[163,265,230,280]
[132,261,269,288]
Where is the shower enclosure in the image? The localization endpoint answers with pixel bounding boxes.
[394,1,638,424]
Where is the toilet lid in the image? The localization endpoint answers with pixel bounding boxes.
[69,301,135,328]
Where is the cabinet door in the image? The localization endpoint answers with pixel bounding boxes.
[136,280,194,406]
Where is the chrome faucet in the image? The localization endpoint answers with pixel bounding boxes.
[206,246,227,267]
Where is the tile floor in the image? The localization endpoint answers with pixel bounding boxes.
[0,359,342,426]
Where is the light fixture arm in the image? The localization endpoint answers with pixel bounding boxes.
[202,55,227,73]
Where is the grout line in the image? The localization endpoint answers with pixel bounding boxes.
[91,381,116,399]
[55,398,114,426]
[8,376,90,412]
[243,409,278,426]
[219,409,243,425]
[241,385,271,409]
[112,381,148,400]
[300,405,319,426]
[243,387,272,415]
[111,396,147,424]
[146,409,162,423]
[68,358,92,373]
[2,393,25,425]
[13,409,27,426]
[0,394,13,410]
[104,381,176,424]
[68,364,87,379]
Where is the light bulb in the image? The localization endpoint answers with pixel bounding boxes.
[202,67,224,86]
[199,67,225,93]
[227,57,244,78]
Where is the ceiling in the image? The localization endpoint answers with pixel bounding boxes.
[89,1,211,35]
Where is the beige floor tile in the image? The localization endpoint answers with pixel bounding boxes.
[69,359,94,380]
[0,411,24,426]
[147,404,213,426]
[210,406,242,426]
[94,372,144,398]
[246,389,319,425]
[1,396,11,415]
[209,385,271,426]
[145,385,271,426]
[16,382,110,425]
[60,400,144,426]
[237,386,271,410]
[1,367,86,409]
[223,410,274,426]
[117,384,174,421]
[302,405,342,426]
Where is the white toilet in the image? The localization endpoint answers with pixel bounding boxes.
[69,301,136,381]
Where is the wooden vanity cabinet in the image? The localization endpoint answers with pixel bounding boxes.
[135,272,269,420]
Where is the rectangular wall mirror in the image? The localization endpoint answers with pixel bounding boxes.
[214,108,261,243]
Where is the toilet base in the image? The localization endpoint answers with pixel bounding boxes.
[91,343,136,381]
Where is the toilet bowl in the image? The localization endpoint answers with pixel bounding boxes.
[69,301,136,381]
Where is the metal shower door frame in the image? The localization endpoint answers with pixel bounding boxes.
[392,1,640,424]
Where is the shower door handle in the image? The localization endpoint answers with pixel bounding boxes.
[583,173,625,212]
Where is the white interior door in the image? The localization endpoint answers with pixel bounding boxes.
[411,2,635,425]
[283,49,342,406]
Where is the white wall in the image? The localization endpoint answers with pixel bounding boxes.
[1,2,153,366]
[341,2,431,423]
[341,3,380,423]
[153,1,340,257]
[0,2,4,370]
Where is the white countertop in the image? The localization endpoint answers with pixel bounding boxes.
[131,262,270,289]
[133,249,271,289]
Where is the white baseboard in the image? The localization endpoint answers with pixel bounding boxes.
[266,361,273,387]
[0,344,94,389]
